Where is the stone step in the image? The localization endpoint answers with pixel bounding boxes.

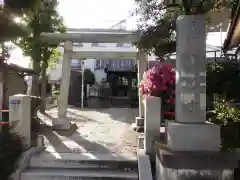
[21,168,139,180]
[30,152,138,169]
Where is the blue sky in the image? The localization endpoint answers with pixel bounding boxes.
[9,0,227,67]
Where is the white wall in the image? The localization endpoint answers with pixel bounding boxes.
[94,69,107,84]
[4,70,27,108]
[83,58,95,70]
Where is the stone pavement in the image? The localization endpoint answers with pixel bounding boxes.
[37,107,139,155]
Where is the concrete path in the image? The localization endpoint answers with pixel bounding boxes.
[37,107,139,155]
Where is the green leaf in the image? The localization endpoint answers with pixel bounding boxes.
[134,0,233,56]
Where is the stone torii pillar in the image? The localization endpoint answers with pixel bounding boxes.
[132,51,147,131]
[55,41,72,130]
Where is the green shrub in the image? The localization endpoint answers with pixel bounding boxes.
[208,100,240,151]
[207,62,240,101]
[83,68,95,85]
[52,90,59,96]
[0,124,26,180]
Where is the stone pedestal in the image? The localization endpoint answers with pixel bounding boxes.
[9,94,31,147]
[144,96,161,155]
[166,121,220,151]
[56,41,72,130]
[155,145,237,180]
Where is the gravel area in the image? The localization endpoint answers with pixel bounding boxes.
[37,107,139,155]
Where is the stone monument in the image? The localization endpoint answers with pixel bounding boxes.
[156,15,237,180]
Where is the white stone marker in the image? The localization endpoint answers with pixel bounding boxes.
[9,94,31,147]
[144,96,161,154]
[166,15,220,152]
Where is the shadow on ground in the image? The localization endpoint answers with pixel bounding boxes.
[40,123,114,154]
[67,107,138,124]
[37,108,139,155]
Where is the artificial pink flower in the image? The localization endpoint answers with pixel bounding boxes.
[139,61,176,105]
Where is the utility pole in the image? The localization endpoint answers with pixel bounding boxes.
[220,22,223,55]
[81,60,85,108]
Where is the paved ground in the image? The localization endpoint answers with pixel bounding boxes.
[37,107,139,155]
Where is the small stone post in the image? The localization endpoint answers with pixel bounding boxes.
[144,96,161,155]
[9,94,31,147]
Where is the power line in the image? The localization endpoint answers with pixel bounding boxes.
[109,19,127,29]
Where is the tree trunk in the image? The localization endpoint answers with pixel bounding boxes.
[31,60,40,96]
[0,60,4,121]
[40,61,48,113]
[31,22,42,97]
[0,43,6,120]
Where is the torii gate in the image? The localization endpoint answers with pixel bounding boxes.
[40,29,147,130]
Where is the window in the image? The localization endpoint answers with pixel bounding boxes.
[130,60,136,67]
[122,60,129,68]
[100,60,105,69]
[109,60,113,69]
[92,43,98,47]
[98,43,106,47]
[73,42,83,47]
[95,60,101,69]
[91,43,106,47]
[71,59,79,66]
[117,60,122,69]
[71,59,82,69]
[116,43,124,47]
[95,60,108,69]
[113,60,118,69]
[116,43,132,48]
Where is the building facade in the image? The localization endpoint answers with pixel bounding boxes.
[47,42,154,84]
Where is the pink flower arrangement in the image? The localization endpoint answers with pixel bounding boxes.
[139,62,175,109]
